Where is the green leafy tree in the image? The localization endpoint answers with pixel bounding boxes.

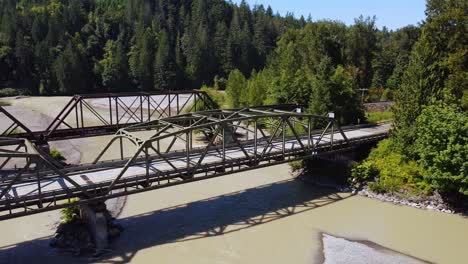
[394,0,467,151]
[154,30,176,90]
[53,36,89,94]
[247,69,270,106]
[129,26,154,90]
[414,104,468,195]
[226,69,247,108]
[345,16,378,89]
[99,38,131,92]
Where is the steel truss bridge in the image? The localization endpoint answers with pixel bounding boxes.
[0,90,215,141]
[0,105,389,220]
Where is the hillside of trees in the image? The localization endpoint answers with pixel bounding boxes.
[351,0,467,200]
[1,0,418,101]
[217,17,420,124]
[0,0,308,94]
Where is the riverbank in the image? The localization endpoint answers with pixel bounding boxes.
[299,170,465,216]
[355,187,462,214]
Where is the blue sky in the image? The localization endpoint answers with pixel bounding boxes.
[231,0,426,30]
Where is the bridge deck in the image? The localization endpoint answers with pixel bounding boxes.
[0,124,389,208]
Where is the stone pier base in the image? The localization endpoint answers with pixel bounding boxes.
[79,202,109,250]
[50,201,123,255]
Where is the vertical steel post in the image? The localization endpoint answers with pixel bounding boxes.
[246,121,249,140]
[331,121,334,149]
[120,137,124,160]
[282,118,285,158]
[254,120,257,163]
[186,132,190,170]
[145,145,150,185]
[222,125,226,164]
[109,96,113,125]
[36,158,42,207]
[75,103,79,128]
[147,95,151,121]
[156,127,160,151]
[140,95,144,122]
[176,94,180,114]
[80,100,84,128]
[115,97,119,125]
[168,94,171,116]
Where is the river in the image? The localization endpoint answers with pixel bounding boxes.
[1,163,467,263]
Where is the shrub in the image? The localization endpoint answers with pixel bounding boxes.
[50,148,66,162]
[368,181,386,193]
[289,160,305,173]
[60,198,80,223]
[366,110,393,123]
[414,104,468,195]
[352,138,431,195]
[187,85,225,113]
[0,88,19,97]
[351,161,378,182]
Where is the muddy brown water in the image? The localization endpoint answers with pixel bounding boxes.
[0,97,467,264]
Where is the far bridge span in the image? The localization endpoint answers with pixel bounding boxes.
[0,90,215,141]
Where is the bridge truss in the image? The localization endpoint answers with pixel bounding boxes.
[0,106,387,220]
[0,90,215,141]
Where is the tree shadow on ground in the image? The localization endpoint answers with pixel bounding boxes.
[0,178,350,264]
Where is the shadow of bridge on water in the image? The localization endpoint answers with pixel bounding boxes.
[0,178,350,264]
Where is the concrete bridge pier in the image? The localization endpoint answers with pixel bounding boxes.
[79,202,110,250]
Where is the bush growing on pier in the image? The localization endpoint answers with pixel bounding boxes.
[289,160,305,173]
[50,148,66,162]
[60,198,80,223]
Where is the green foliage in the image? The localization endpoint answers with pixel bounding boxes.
[129,27,154,90]
[289,160,305,173]
[0,88,19,97]
[394,0,467,151]
[225,69,248,108]
[351,161,378,182]
[189,85,226,112]
[60,198,80,223]
[351,139,430,195]
[356,1,468,199]
[53,36,90,94]
[0,0,301,94]
[9,128,23,135]
[50,148,66,162]
[345,16,378,89]
[462,89,468,111]
[366,110,393,123]
[256,21,366,125]
[98,37,131,92]
[247,70,270,106]
[414,104,468,195]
